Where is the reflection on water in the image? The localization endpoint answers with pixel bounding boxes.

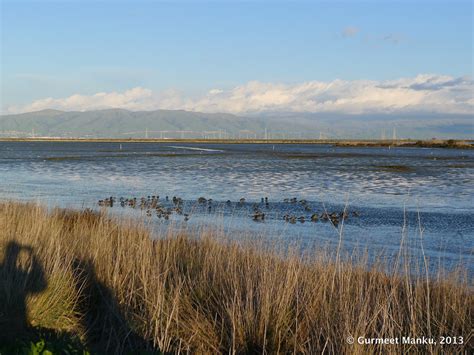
[0,141,473,273]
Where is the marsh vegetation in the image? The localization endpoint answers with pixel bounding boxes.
[0,202,471,353]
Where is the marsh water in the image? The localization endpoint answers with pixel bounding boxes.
[0,141,472,274]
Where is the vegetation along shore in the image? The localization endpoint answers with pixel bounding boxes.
[0,202,472,353]
[0,137,472,149]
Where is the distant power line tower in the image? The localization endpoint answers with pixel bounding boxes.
[381,128,386,140]
[392,127,397,140]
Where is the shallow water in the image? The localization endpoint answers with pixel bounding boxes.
[0,141,472,274]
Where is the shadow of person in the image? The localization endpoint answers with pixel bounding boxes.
[0,242,156,353]
[0,241,47,342]
[72,258,156,354]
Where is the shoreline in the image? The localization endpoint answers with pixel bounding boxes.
[0,137,472,148]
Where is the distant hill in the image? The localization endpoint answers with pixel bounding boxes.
[0,109,472,139]
[0,109,268,139]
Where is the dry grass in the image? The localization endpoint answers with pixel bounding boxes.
[0,202,472,353]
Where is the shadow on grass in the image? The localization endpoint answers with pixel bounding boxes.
[0,241,160,354]
[71,258,157,354]
[0,327,88,355]
[0,242,47,338]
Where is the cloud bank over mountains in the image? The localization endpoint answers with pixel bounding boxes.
[5,74,473,116]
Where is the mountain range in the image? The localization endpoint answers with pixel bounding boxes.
[0,109,472,139]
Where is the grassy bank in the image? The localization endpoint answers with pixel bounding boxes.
[334,139,473,149]
[0,202,472,353]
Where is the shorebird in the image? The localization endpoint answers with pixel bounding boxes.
[253,211,265,221]
[340,211,349,219]
[98,196,114,207]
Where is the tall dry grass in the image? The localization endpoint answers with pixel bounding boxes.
[0,201,472,353]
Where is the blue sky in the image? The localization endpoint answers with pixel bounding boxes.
[1,0,472,114]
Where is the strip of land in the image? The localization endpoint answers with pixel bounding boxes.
[0,137,472,148]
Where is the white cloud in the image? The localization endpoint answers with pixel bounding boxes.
[208,89,224,95]
[8,87,155,113]
[5,74,473,115]
[342,26,360,38]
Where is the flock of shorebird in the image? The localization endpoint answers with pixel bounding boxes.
[248,197,360,226]
[99,195,189,221]
[98,195,361,226]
